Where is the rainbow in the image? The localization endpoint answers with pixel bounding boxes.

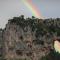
[22,0,43,19]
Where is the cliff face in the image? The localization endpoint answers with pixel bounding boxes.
[0,29,3,60]
[1,16,60,60]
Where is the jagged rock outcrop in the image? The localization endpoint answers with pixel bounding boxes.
[0,16,60,60]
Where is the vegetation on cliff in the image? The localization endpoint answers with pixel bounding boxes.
[41,50,60,60]
[8,15,60,37]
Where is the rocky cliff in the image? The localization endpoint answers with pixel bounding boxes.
[0,16,60,60]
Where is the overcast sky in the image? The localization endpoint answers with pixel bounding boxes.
[0,0,60,28]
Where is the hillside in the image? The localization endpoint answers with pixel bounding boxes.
[0,15,60,60]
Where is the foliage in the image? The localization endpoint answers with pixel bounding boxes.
[41,49,60,60]
[8,16,60,37]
